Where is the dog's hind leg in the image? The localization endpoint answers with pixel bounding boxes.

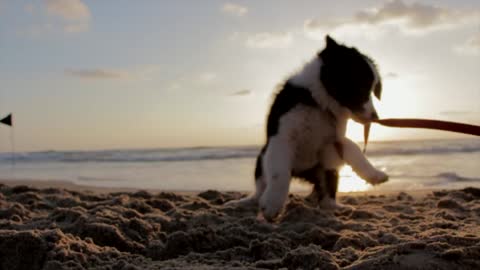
[319,144,350,209]
[307,172,339,210]
[303,168,328,205]
[251,147,267,201]
[259,138,292,221]
[325,169,339,200]
[302,166,343,210]
[320,169,356,209]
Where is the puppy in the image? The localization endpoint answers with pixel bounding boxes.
[230,35,388,220]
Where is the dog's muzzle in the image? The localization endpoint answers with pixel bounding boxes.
[353,110,379,124]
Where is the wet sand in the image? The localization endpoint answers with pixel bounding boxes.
[1,180,479,269]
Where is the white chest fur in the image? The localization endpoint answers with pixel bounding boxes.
[274,104,345,172]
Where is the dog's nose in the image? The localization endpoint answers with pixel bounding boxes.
[371,111,379,120]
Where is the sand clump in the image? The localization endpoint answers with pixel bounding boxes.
[0,183,480,269]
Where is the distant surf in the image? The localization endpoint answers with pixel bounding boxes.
[0,139,479,163]
[0,139,479,192]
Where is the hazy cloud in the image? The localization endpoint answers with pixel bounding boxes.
[304,0,480,38]
[198,72,217,83]
[246,32,293,49]
[354,0,471,30]
[45,0,90,33]
[162,72,217,92]
[65,64,162,80]
[230,89,251,96]
[384,72,399,79]
[222,3,248,17]
[46,0,90,20]
[455,32,480,56]
[65,69,130,79]
[166,82,182,92]
[440,110,475,116]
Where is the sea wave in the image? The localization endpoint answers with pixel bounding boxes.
[0,139,478,163]
[435,172,480,182]
[387,171,480,184]
[0,147,260,163]
[366,143,480,157]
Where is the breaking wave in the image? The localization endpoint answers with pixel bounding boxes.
[0,139,478,163]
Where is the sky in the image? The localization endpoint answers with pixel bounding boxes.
[0,0,479,152]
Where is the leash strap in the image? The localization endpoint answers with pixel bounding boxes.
[363,118,480,153]
[374,118,480,136]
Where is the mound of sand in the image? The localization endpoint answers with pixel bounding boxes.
[1,183,479,269]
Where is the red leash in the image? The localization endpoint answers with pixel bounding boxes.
[375,118,480,136]
[363,118,480,153]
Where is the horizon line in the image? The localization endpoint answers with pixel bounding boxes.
[0,137,477,154]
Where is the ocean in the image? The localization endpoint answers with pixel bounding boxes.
[0,138,479,193]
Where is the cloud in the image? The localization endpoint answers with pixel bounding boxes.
[198,72,217,83]
[162,72,218,92]
[230,89,251,96]
[65,69,130,79]
[454,32,480,56]
[384,72,399,79]
[354,0,469,30]
[221,3,248,17]
[304,0,480,38]
[245,32,293,49]
[46,0,90,20]
[440,110,476,116]
[65,65,161,80]
[45,0,91,33]
[167,82,182,92]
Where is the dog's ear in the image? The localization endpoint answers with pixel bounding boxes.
[326,35,339,49]
[374,81,382,100]
[320,35,339,61]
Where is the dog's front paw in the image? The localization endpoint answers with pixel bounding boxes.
[259,191,286,222]
[366,169,389,185]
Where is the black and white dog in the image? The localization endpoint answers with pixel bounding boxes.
[229,35,389,220]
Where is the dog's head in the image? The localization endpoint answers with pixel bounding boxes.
[319,35,382,124]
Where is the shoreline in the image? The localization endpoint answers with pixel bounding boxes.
[0,178,443,198]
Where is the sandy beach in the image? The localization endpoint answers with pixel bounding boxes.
[1,180,479,270]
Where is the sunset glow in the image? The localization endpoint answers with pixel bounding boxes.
[338,166,371,193]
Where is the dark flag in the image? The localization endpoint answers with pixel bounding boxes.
[0,114,12,127]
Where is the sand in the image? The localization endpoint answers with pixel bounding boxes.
[1,181,479,270]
